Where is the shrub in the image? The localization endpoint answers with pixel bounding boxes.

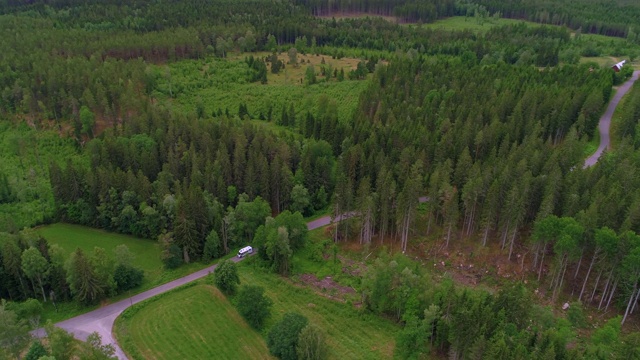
[235,285,272,330]
[267,312,308,360]
[213,260,240,295]
[114,265,144,293]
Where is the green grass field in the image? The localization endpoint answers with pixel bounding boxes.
[115,262,398,360]
[240,264,398,359]
[116,283,272,360]
[38,223,163,278]
[36,223,217,323]
[420,15,527,33]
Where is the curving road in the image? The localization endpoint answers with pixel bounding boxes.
[34,73,640,358]
[33,217,336,359]
[584,70,640,168]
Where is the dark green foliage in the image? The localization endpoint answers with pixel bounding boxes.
[114,264,144,293]
[567,301,587,328]
[235,285,272,330]
[25,340,49,360]
[267,312,308,360]
[202,230,222,262]
[213,260,240,295]
[0,172,15,204]
[163,244,183,270]
[66,248,109,305]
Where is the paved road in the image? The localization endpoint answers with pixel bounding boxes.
[584,70,640,168]
[33,254,251,359]
[32,216,338,359]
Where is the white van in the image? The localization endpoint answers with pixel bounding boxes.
[237,246,253,258]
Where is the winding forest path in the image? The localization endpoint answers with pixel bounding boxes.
[32,218,334,360]
[584,70,640,168]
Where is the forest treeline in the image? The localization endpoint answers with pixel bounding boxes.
[472,0,640,40]
[362,253,640,359]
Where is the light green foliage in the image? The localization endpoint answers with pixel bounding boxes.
[296,324,327,360]
[288,47,298,65]
[567,301,587,328]
[290,184,311,215]
[45,320,76,360]
[254,221,293,276]
[230,194,271,244]
[305,64,317,85]
[91,247,117,296]
[12,298,43,328]
[78,332,116,360]
[267,312,308,360]
[296,324,328,360]
[212,259,240,295]
[149,57,367,124]
[113,244,135,268]
[79,105,95,137]
[0,123,83,232]
[25,340,49,360]
[21,247,50,302]
[0,301,31,359]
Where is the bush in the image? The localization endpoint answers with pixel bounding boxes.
[163,244,183,269]
[267,312,308,360]
[235,285,272,330]
[114,265,144,292]
[567,301,587,328]
[213,260,240,295]
[25,341,49,360]
[297,324,328,360]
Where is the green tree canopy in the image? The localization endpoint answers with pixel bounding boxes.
[213,259,240,295]
[267,312,309,360]
[235,285,272,330]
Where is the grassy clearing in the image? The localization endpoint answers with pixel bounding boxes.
[38,223,163,274]
[420,16,528,33]
[152,54,369,124]
[579,56,619,68]
[317,12,400,23]
[37,223,215,323]
[239,263,398,359]
[0,121,84,232]
[116,283,272,360]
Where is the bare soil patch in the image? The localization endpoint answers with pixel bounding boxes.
[297,273,356,301]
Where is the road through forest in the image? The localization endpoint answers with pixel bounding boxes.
[32,217,335,359]
[584,70,640,168]
[32,70,639,358]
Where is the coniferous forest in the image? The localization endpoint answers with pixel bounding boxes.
[2,0,640,359]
